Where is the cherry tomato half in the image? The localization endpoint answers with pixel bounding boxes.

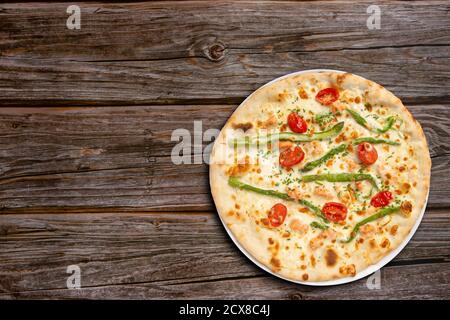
[268,203,287,227]
[315,88,339,106]
[370,191,393,208]
[322,202,347,222]
[279,146,305,168]
[357,142,378,165]
[287,112,308,133]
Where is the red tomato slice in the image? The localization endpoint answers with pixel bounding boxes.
[268,203,287,227]
[287,112,308,133]
[279,146,305,167]
[357,142,378,165]
[322,202,347,222]
[315,88,339,106]
[370,191,393,208]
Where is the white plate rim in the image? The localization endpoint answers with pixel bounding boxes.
[214,69,430,286]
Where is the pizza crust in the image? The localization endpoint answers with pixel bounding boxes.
[210,71,431,283]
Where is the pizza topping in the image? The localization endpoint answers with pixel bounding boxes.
[286,187,303,201]
[377,116,396,133]
[310,221,328,230]
[313,186,334,199]
[344,158,358,172]
[278,140,294,150]
[315,111,336,127]
[343,205,401,243]
[359,224,376,238]
[226,156,251,176]
[339,264,356,277]
[279,146,305,168]
[277,91,291,102]
[346,108,369,129]
[257,113,277,128]
[301,143,347,172]
[357,142,378,165]
[322,202,347,222]
[289,219,309,235]
[400,200,413,217]
[346,108,396,133]
[301,173,379,189]
[228,177,329,223]
[338,188,356,205]
[287,112,308,133]
[315,88,339,106]
[309,237,323,250]
[370,191,393,207]
[352,137,400,146]
[268,203,287,227]
[298,87,309,99]
[390,224,399,236]
[310,229,337,250]
[303,140,323,156]
[229,122,344,146]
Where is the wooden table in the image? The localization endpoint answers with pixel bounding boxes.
[0,1,449,299]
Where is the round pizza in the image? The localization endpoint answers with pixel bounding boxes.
[210,71,431,283]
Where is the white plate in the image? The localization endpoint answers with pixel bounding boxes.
[214,69,429,286]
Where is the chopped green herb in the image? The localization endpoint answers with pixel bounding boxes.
[315,112,335,127]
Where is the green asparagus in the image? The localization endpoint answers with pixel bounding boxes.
[343,206,401,243]
[301,144,348,172]
[301,173,379,189]
[352,137,400,146]
[229,122,344,147]
[346,108,396,134]
[228,176,329,224]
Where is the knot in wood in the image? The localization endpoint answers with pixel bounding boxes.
[289,293,304,300]
[206,42,226,62]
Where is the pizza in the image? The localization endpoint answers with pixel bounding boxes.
[209,71,431,283]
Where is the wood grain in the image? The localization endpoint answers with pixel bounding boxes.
[0,104,448,212]
[0,0,449,300]
[0,209,449,299]
[0,1,450,106]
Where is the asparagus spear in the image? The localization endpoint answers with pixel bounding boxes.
[352,137,400,146]
[229,122,344,147]
[301,143,348,172]
[301,173,379,189]
[343,206,401,243]
[228,176,329,224]
[376,116,396,133]
[346,108,396,133]
[346,108,368,128]
[310,221,329,230]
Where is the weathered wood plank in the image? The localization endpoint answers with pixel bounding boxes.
[0,104,448,211]
[0,209,448,299]
[0,1,450,105]
[4,263,448,300]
